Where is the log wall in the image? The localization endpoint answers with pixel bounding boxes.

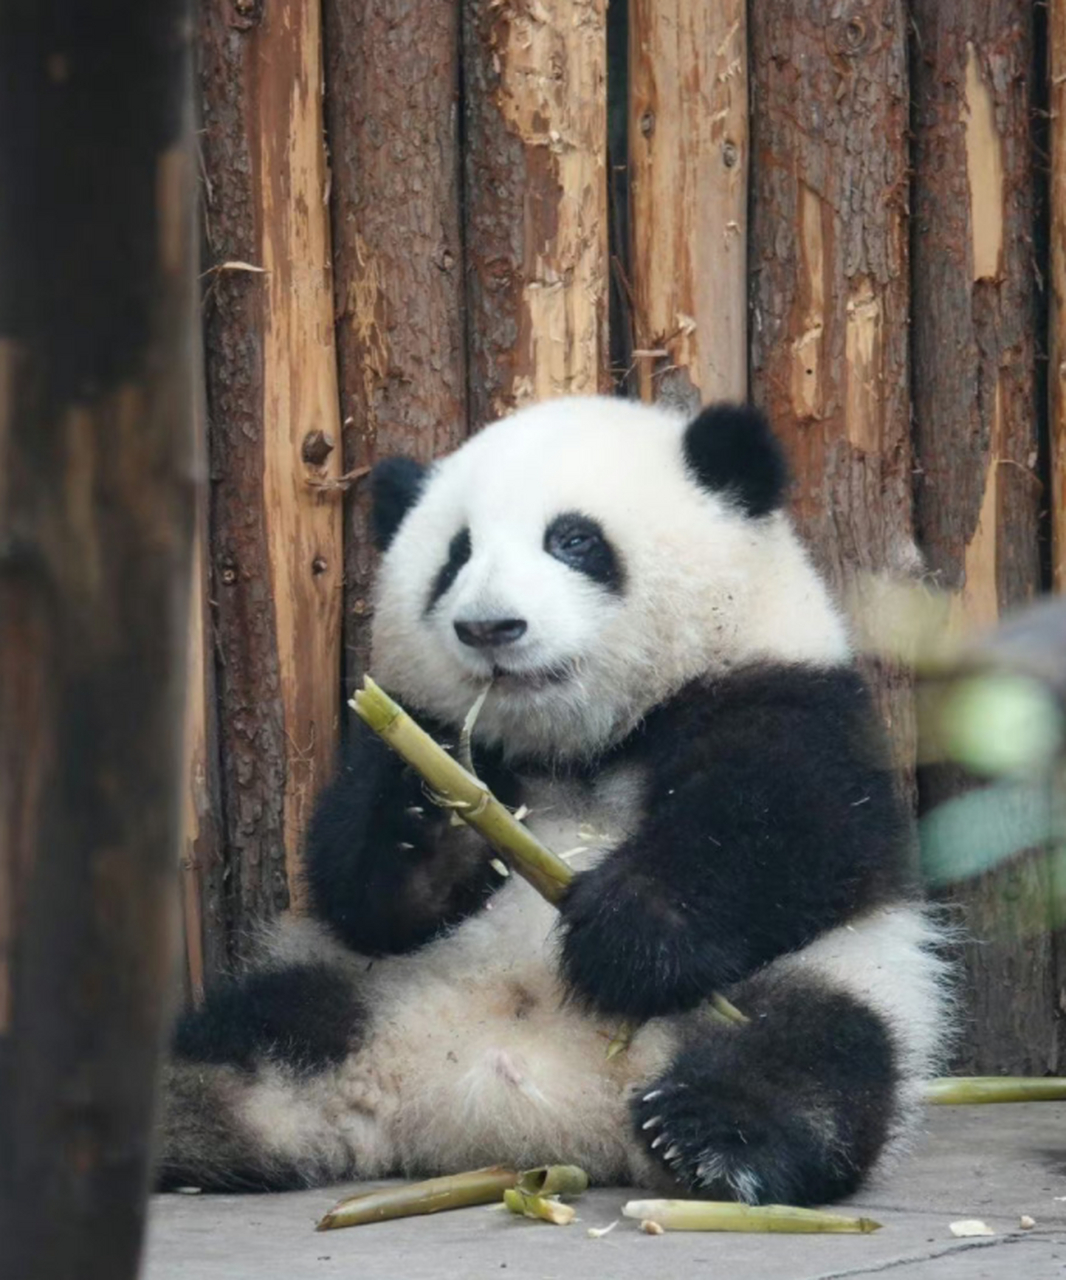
[182,0,1064,1069]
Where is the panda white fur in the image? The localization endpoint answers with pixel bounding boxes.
[159,397,951,1206]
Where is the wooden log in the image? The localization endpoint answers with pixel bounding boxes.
[199,0,343,945]
[1052,0,1066,595]
[0,2,196,1273]
[178,389,225,1002]
[628,0,748,407]
[910,0,1044,1073]
[322,0,468,688]
[463,0,610,426]
[748,2,915,773]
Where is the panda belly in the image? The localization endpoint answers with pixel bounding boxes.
[340,765,678,1179]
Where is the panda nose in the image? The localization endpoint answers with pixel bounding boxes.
[454,618,528,649]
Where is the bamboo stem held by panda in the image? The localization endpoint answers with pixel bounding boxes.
[621,1200,883,1234]
[316,1166,519,1231]
[925,1077,1066,1104]
[351,678,574,905]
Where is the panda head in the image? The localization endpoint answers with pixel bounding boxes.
[369,397,849,763]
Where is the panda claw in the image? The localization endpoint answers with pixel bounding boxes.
[641,1115,662,1131]
[643,1089,664,1102]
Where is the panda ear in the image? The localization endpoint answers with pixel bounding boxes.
[370,457,428,550]
[682,403,789,518]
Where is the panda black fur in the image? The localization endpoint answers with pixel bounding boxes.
[158,397,950,1205]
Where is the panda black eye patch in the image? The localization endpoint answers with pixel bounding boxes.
[426,527,472,611]
[544,513,623,593]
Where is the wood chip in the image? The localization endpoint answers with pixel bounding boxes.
[949,1219,995,1238]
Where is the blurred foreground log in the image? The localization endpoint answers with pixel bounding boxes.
[0,2,196,1276]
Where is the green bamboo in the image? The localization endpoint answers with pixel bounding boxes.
[351,678,573,904]
[515,1165,590,1196]
[622,1199,882,1234]
[925,1076,1066,1104]
[503,1188,577,1224]
[316,1167,518,1231]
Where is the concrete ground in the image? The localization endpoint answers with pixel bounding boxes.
[144,1103,1066,1280]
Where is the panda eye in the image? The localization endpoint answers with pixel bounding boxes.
[544,513,623,593]
[561,529,599,555]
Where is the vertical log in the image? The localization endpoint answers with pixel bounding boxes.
[464,0,610,427]
[628,0,748,407]
[323,0,468,689]
[910,1,1045,1073]
[1052,0,1066,595]
[179,396,225,1000]
[748,2,915,766]
[0,2,195,1274]
[199,0,343,949]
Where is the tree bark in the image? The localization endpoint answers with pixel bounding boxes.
[179,391,225,1002]
[1051,0,1066,595]
[463,0,610,427]
[628,0,748,408]
[199,0,343,950]
[748,0,915,774]
[910,0,1044,1073]
[0,3,196,1275]
[323,0,469,691]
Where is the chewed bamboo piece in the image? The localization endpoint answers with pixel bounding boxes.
[622,1200,882,1234]
[504,1190,577,1225]
[316,1167,518,1231]
[925,1076,1066,1104]
[503,1165,589,1226]
[351,678,573,904]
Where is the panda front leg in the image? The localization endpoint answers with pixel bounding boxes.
[632,972,898,1206]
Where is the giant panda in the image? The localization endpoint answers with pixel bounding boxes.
[158,396,950,1206]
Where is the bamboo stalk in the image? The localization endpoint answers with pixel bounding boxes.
[350,678,574,904]
[516,1166,590,1197]
[622,1200,882,1234]
[925,1076,1066,1104]
[317,1167,518,1231]
[352,679,750,1049]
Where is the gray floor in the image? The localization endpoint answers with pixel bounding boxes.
[144,1103,1066,1279]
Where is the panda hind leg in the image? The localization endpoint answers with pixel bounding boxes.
[633,974,899,1207]
[156,961,371,1192]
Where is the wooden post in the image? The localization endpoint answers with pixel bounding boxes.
[463,0,610,427]
[910,0,1044,1072]
[628,0,748,407]
[178,388,225,1002]
[1051,0,1066,596]
[322,0,469,688]
[199,0,343,948]
[748,2,915,770]
[0,2,196,1275]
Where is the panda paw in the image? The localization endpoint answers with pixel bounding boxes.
[558,862,726,1019]
[631,1066,846,1207]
